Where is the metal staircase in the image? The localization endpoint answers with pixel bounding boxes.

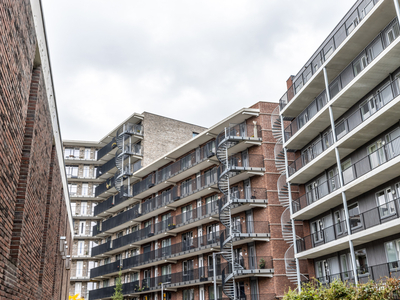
[114,124,135,198]
[271,105,304,285]
[216,127,244,300]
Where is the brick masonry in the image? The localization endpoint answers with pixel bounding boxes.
[0,1,72,299]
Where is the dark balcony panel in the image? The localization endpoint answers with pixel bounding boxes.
[93,196,114,216]
[114,185,131,206]
[101,205,141,232]
[90,260,121,279]
[97,137,117,161]
[141,191,173,215]
[95,177,115,197]
[88,285,115,300]
[92,222,101,236]
[91,241,112,257]
[132,173,155,197]
[96,158,116,178]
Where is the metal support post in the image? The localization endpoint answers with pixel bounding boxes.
[324,67,358,285]
[394,0,400,22]
[161,281,171,300]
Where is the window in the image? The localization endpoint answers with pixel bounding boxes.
[208,285,222,300]
[205,195,218,214]
[82,183,89,196]
[353,54,367,76]
[161,264,172,281]
[79,221,86,235]
[182,204,192,223]
[74,282,82,296]
[348,203,361,230]
[376,188,396,218]
[91,185,97,197]
[183,261,194,281]
[130,272,139,282]
[84,148,91,160]
[77,241,85,255]
[183,289,194,300]
[103,279,109,288]
[340,254,350,279]
[76,261,83,277]
[71,203,76,215]
[90,221,96,235]
[335,119,347,140]
[83,166,90,178]
[385,240,400,269]
[311,219,324,243]
[65,147,80,158]
[360,96,376,121]
[334,210,345,234]
[81,202,87,215]
[386,22,400,45]
[386,128,400,159]
[367,139,386,169]
[182,232,193,250]
[181,179,192,196]
[341,159,353,184]
[204,168,216,186]
[117,231,123,238]
[207,224,219,243]
[66,166,78,178]
[346,16,359,35]
[68,184,77,196]
[181,154,193,169]
[192,132,199,138]
[316,259,331,282]
[355,249,368,275]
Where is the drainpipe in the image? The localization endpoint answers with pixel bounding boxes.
[280,115,302,291]
[324,67,359,285]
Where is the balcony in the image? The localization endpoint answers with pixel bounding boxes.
[97,137,117,161]
[89,280,140,300]
[94,176,115,198]
[90,230,221,280]
[89,260,121,279]
[292,131,400,220]
[219,221,270,246]
[221,256,273,278]
[296,197,400,259]
[280,0,396,117]
[288,78,400,183]
[284,17,400,150]
[216,124,263,154]
[96,158,116,179]
[316,260,400,286]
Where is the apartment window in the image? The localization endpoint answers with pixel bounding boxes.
[182,232,193,250]
[181,154,193,170]
[204,168,216,186]
[340,254,351,279]
[376,188,396,218]
[66,166,78,178]
[232,216,241,232]
[92,203,96,214]
[71,203,76,215]
[207,224,219,242]
[91,185,97,196]
[386,22,400,45]
[181,179,192,196]
[311,219,324,243]
[87,281,97,292]
[116,231,123,238]
[131,248,139,257]
[386,128,400,159]
[161,264,172,281]
[104,257,111,264]
[316,259,331,282]
[182,204,192,222]
[130,272,139,282]
[385,240,400,269]
[76,261,83,277]
[346,16,359,35]
[183,261,194,281]
[205,195,218,214]
[65,147,79,158]
[79,221,86,235]
[84,148,91,160]
[162,238,171,256]
[208,286,222,300]
[83,166,90,177]
[68,184,77,196]
[353,54,368,77]
[355,249,368,275]
[81,202,87,215]
[204,140,216,157]
[90,221,96,235]
[103,279,109,288]
[77,241,85,255]
[329,79,341,99]
[334,209,346,234]
[74,282,82,296]
[348,203,361,230]
[335,119,347,140]
[82,183,89,196]
[341,159,353,184]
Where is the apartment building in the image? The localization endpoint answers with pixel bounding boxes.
[277,0,400,288]
[0,1,73,299]
[65,113,207,298]
[81,102,304,300]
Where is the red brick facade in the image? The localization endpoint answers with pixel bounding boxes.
[0,1,72,299]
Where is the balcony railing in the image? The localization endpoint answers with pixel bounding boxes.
[96,158,116,178]
[216,124,262,146]
[279,0,380,110]
[284,16,399,141]
[119,123,143,136]
[292,173,342,213]
[316,260,400,286]
[288,78,400,177]
[89,260,121,279]
[121,231,221,272]
[100,205,141,233]
[89,280,140,300]
[225,154,264,171]
[292,133,400,214]
[94,177,115,197]
[220,221,270,240]
[93,196,113,216]
[97,137,117,161]
[296,197,400,253]
[91,240,111,257]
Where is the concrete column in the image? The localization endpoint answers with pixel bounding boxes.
[324,67,359,285]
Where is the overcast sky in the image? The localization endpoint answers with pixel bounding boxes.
[42,0,353,141]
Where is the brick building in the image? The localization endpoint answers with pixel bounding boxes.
[0,1,73,299]
[64,102,306,300]
[64,113,207,298]
[277,0,400,289]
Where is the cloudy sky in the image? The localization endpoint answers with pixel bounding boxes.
[42,0,352,141]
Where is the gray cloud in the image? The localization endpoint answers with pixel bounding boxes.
[42,0,353,141]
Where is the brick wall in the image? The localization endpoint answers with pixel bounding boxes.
[0,1,71,299]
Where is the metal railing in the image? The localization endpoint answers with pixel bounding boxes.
[97,137,117,161]
[91,241,111,257]
[118,123,143,136]
[279,0,379,110]
[100,205,141,232]
[297,197,400,253]
[284,16,399,141]
[216,124,262,146]
[94,176,115,197]
[288,78,400,177]
[317,260,400,285]
[89,260,121,279]
[292,173,342,213]
[96,158,116,178]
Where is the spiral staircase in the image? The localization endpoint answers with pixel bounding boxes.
[271,106,303,284]
[114,124,134,198]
